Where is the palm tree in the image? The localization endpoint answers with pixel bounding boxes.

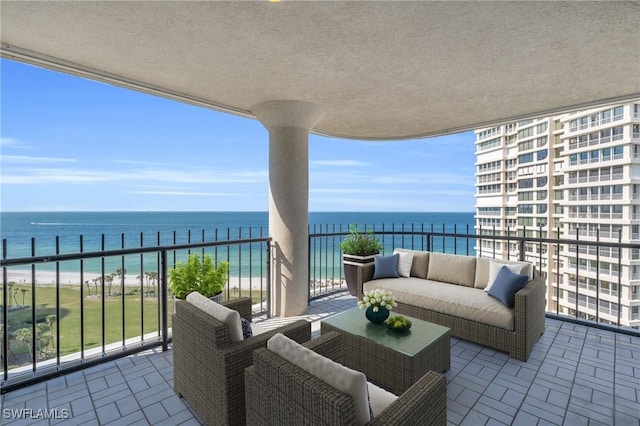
[36,323,51,359]
[145,271,158,296]
[20,288,28,305]
[92,276,101,297]
[7,283,14,306]
[46,315,56,349]
[85,280,91,297]
[105,274,114,297]
[15,328,33,362]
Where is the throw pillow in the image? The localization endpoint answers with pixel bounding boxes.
[373,254,399,279]
[393,249,413,278]
[241,318,253,339]
[487,266,529,308]
[267,333,371,425]
[485,260,529,293]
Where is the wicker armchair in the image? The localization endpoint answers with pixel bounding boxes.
[172,297,311,426]
[245,332,447,426]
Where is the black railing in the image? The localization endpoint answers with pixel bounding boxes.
[3,222,640,393]
[311,224,640,335]
[1,229,271,393]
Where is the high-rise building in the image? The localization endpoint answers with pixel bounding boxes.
[475,100,640,329]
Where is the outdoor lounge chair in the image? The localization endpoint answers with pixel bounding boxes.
[245,331,447,426]
[172,297,311,426]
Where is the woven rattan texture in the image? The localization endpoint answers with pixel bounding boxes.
[245,332,447,426]
[173,297,311,425]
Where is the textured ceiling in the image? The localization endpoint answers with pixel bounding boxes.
[1,1,639,140]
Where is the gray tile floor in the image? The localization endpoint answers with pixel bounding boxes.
[1,292,638,425]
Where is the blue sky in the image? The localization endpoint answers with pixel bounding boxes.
[1,59,476,212]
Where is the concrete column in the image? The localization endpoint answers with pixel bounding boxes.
[252,101,324,316]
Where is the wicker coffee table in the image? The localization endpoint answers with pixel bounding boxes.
[320,307,450,395]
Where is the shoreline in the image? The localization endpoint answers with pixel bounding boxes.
[3,269,345,290]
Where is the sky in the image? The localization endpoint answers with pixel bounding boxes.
[0,59,477,212]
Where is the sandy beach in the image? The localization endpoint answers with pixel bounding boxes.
[3,269,273,291]
[3,269,345,291]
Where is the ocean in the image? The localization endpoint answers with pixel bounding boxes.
[0,211,475,277]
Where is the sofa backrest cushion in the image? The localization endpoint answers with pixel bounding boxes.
[427,252,476,287]
[474,258,534,290]
[393,248,429,278]
[267,333,371,425]
[186,291,244,342]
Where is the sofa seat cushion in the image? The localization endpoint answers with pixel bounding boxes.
[363,278,515,330]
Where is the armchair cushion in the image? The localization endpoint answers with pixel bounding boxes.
[267,333,371,425]
[186,291,243,342]
[367,382,398,417]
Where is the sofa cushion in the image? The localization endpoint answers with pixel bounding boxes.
[363,278,515,330]
[267,333,371,425]
[484,260,531,293]
[393,248,429,278]
[427,252,476,287]
[373,254,399,279]
[393,249,413,277]
[475,257,533,289]
[186,292,243,342]
[367,382,397,417]
[241,318,253,339]
[488,266,530,308]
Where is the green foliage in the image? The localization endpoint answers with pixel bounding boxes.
[338,225,383,255]
[169,253,230,299]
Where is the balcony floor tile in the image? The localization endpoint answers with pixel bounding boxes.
[1,291,638,425]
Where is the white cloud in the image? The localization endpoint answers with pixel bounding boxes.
[1,165,268,186]
[0,137,28,148]
[129,191,238,197]
[1,155,77,164]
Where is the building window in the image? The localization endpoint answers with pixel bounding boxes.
[537,149,548,161]
[519,152,534,163]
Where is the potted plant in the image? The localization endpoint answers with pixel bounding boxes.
[169,253,230,302]
[339,225,383,296]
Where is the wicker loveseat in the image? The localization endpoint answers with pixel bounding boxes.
[172,296,311,426]
[356,251,546,361]
[245,331,447,426]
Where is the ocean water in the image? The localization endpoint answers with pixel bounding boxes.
[0,211,475,276]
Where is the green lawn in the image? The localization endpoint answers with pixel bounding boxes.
[2,283,265,369]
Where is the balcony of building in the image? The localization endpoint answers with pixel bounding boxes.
[2,227,639,425]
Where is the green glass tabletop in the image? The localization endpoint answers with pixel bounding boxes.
[321,307,450,356]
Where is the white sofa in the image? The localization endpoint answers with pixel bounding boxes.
[356,250,546,361]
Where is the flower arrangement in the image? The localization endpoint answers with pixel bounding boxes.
[358,289,397,312]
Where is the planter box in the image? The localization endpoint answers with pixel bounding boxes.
[343,253,377,296]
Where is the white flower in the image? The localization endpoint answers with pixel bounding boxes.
[359,289,396,311]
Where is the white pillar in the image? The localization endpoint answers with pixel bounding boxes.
[252,101,324,316]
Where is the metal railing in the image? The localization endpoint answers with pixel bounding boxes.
[1,228,271,393]
[4,222,640,393]
[310,224,640,334]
